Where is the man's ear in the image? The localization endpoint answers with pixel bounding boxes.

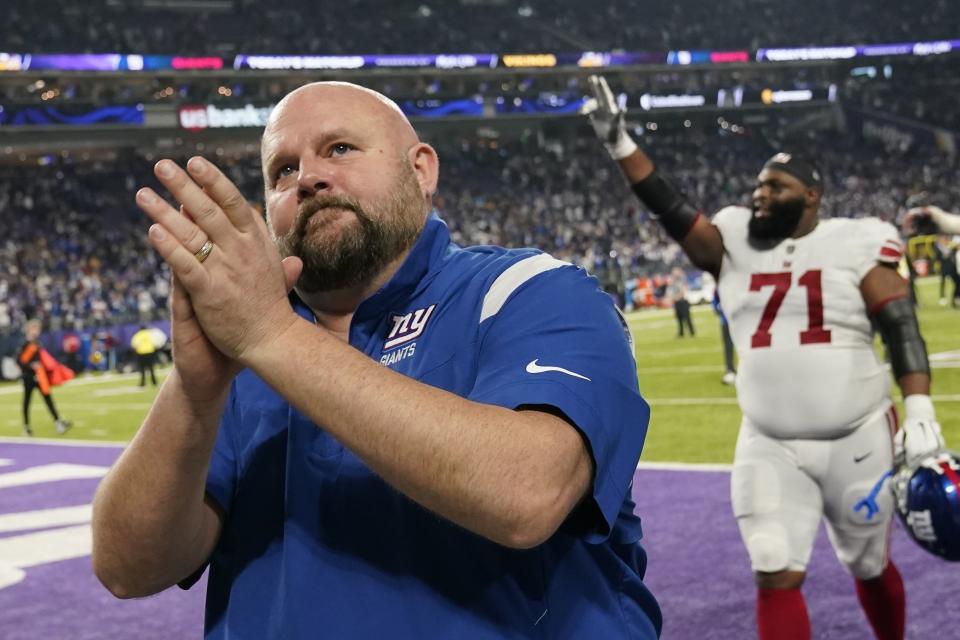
[408,143,439,199]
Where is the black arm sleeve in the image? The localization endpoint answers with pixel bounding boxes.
[872,297,930,379]
[631,169,701,242]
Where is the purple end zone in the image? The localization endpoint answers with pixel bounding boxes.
[634,467,956,639]
[0,443,954,639]
[0,442,204,640]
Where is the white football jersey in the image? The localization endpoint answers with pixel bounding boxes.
[714,206,904,439]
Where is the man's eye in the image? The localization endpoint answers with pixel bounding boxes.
[275,165,296,179]
[331,143,354,156]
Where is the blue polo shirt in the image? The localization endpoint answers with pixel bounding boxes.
[197,214,661,639]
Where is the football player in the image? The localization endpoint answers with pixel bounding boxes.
[584,75,945,640]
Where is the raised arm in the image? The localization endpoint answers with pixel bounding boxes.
[905,205,960,235]
[583,75,724,276]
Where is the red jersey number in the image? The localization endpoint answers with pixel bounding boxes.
[749,270,832,349]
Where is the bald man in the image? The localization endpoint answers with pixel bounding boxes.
[92,82,661,639]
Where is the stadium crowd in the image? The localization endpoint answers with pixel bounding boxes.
[2,0,958,56]
[2,124,957,365]
[0,64,833,108]
[0,161,170,358]
[848,58,960,133]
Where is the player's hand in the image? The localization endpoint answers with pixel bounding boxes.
[895,395,946,468]
[894,417,944,468]
[136,157,303,369]
[165,272,241,403]
[904,205,946,234]
[581,75,638,160]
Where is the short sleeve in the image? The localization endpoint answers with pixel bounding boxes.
[205,380,241,515]
[710,205,751,245]
[851,218,904,281]
[469,260,650,543]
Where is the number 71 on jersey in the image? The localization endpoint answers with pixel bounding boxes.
[750,269,832,349]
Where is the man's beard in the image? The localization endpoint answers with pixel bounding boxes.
[749,196,805,241]
[273,160,425,294]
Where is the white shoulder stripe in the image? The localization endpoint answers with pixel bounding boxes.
[479,254,570,323]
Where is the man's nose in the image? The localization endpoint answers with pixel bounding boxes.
[297,164,332,200]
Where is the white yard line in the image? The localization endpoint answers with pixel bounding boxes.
[639,362,960,374]
[648,397,739,405]
[647,394,960,405]
[625,306,715,322]
[640,347,722,358]
[0,463,109,488]
[0,525,92,570]
[92,387,153,397]
[0,436,127,447]
[0,505,92,533]
[930,350,960,361]
[638,365,728,373]
[0,368,170,396]
[637,461,732,472]
[61,403,152,410]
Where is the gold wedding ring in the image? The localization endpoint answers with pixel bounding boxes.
[194,239,214,263]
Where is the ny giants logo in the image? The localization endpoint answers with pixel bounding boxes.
[906,510,937,542]
[384,304,437,351]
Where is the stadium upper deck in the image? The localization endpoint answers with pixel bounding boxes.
[1,0,958,55]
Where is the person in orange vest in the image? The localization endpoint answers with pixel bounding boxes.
[18,319,74,436]
[130,325,158,387]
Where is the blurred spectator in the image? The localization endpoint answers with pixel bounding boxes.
[849,58,960,133]
[713,292,737,385]
[1,0,958,55]
[130,324,158,387]
[934,235,959,306]
[61,329,82,373]
[1,122,957,346]
[667,267,695,338]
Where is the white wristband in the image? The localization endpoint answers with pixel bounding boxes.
[904,394,936,421]
[607,131,638,161]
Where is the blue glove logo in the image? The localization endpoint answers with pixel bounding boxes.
[854,470,894,521]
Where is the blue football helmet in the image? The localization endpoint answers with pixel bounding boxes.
[892,450,960,561]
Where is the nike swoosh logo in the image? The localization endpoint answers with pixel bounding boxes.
[525,359,591,381]
[854,452,872,463]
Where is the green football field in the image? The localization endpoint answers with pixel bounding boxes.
[1,277,957,463]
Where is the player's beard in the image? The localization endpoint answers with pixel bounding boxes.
[273,159,426,294]
[749,195,805,241]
